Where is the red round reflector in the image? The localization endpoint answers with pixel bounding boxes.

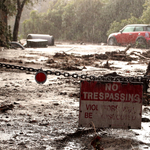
[35,71,47,84]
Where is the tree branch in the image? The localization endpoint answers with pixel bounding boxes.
[2,0,6,3]
[17,0,21,9]
[21,0,28,9]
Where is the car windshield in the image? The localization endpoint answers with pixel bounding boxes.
[122,26,134,33]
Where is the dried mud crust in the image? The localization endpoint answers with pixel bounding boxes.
[0,45,150,149]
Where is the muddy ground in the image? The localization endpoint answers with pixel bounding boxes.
[0,42,150,150]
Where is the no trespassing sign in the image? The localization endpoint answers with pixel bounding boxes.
[79,81,143,129]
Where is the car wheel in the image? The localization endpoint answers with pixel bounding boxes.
[108,37,117,46]
[136,38,147,48]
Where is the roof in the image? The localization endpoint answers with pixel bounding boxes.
[126,24,150,26]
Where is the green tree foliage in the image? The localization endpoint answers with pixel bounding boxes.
[98,0,145,42]
[107,15,143,36]
[23,0,104,42]
[13,0,44,41]
[23,10,40,36]
[107,0,150,36]
[141,0,150,23]
[22,0,147,43]
[1,0,44,42]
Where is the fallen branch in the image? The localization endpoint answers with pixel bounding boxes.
[0,104,14,112]
[132,52,150,60]
[124,44,132,54]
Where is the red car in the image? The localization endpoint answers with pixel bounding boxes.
[107,24,150,48]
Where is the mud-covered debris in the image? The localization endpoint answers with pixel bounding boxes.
[45,46,138,71]
[106,51,134,61]
[143,107,150,114]
[91,136,103,150]
[59,92,67,95]
[39,122,49,126]
[46,58,55,63]
[46,62,83,71]
[82,54,108,60]
[143,50,150,58]
[29,120,38,123]
[69,93,80,98]
[7,123,11,126]
[82,65,87,69]
[142,117,150,122]
[143,94,150,106]
[82,50,135,62]
[123,44,131,53]
[0,104,14,112]
[132,52,150,60]
[103,60,110,69]
[145,61,150,76]
[53,102,59,106]
[14,102,19,105]
[18,142,27,148]
[55,128,101,144]
[54,52,68,58]
[61,64,82,71]
[104,72,122,77]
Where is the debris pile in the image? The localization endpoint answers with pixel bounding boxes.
[0,104,14,112]
[45,47,141,71]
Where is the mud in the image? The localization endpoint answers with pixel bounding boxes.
[0,43,150,150]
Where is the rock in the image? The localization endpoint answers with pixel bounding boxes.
[18,142,27,148]
[46,58,55,63]
[29,120,38,123]
[14,102,19,105]
[53,103,59,106]
[59,92,67,95]
[39,122,49,126]
[69,93,79,98]
[142,117,150,122]
[7,123,11,126]
[143,107,150,114]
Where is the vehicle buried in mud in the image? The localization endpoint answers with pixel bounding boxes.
[8,34,55,49]
[26,34,55,48]
[107,24,150,48]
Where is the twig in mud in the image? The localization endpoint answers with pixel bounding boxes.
[146,61,150,76]
[131,144,135,150]
[132,51,150,60]
[91,121,97,135]
[124,44,132,54]
[103,60,111,69]
[91,122,104,150]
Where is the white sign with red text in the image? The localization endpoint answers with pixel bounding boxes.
[79,81,143,129]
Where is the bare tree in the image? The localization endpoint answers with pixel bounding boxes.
[13,0,27,41]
